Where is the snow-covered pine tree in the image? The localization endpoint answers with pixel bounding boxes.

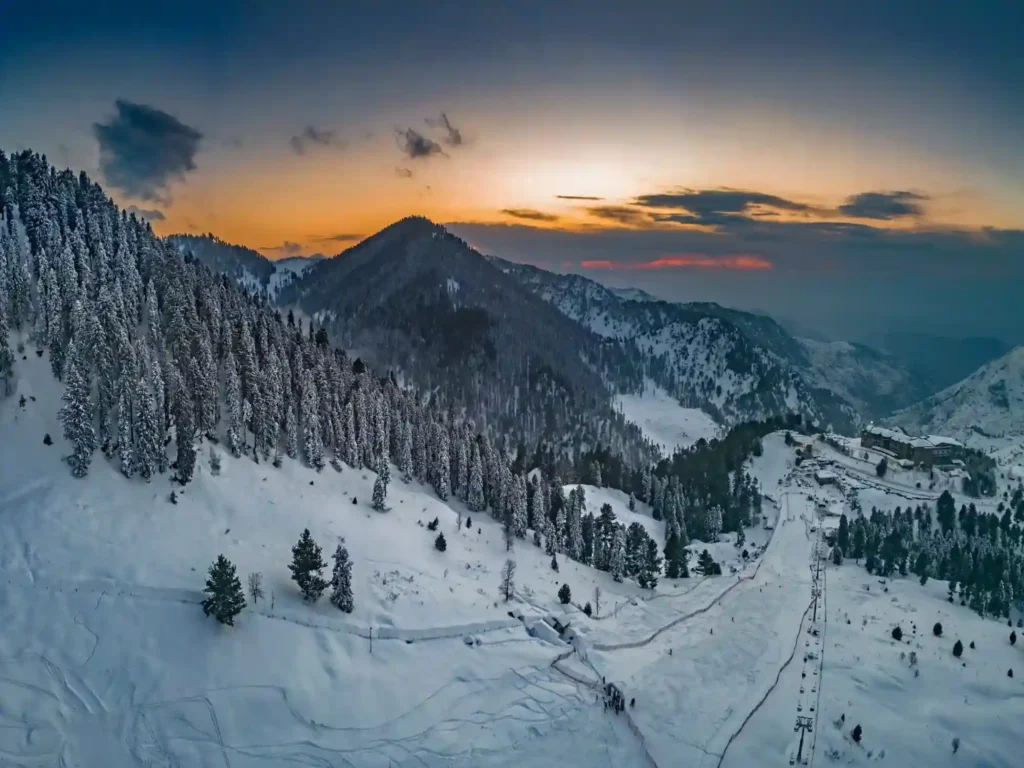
[301,368,325,471]
[372,452,389,511]
[168,362,196,484]
[0,280,14,396]
[609,525,626,582]
[468,441,485,512]
[344,400,359,468]
[638,538,662,589]
[224,350,243,458]
[116,384,134,477]
[329,541,354,612]
[289,528,328,602]
[201,554,246,625]
[433,422,451,500]
[398,419,413,480]
[566,487,584,560]
[512,473,528,538]
[284,400,298,459]
[58,336,95,477]
[544,513,557,556]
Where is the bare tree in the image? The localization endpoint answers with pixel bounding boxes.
[593,585,602,618]
[247,572,264,605]
[500,559,516,603]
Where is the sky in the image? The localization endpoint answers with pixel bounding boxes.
[1,0,1021,343]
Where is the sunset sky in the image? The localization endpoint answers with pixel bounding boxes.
[1,0,1021,341]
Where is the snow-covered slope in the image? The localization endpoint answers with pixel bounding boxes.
[799,338,930,416]
[890,346,1024,439]
[497,260,860,432]
[0,351,652,767]
[614,383,721,454]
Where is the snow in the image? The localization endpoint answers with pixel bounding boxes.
[4,348,1020,767]
[614,383,721,455]
[892,345,1024,439]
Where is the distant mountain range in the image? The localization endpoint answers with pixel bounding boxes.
[173,217,1013,444]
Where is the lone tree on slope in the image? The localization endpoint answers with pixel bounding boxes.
[247,572,264,605]
[329,541,354,613]
[290,528,328,602]
[434,532,447,552]
[202,555,246,625]
[500,559,516,603]
[953,639,964,658]
[933,622,943,637]
[558,583,572,605]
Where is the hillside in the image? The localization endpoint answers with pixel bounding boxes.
[890,346,1024,439]
[496,259,861,432]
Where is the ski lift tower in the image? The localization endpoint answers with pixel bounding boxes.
[795,715,814,764]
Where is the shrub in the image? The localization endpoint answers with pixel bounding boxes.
[892,626,903,641]
[583,602,592,617]
[852,724,863,743]
[43,433,52,445]
[933,622,942,637]
[953,639,963,658]
[434,532,447,552]
[558,583,571,604]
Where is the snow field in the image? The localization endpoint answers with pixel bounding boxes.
[614,383,721,455]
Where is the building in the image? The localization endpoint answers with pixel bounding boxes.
[814,470,838,486]
[860,424,964,467]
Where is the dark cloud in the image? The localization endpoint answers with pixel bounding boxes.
[290,125,343,155]
[224,136,244,149]
[633,188,818,226]
[395,127,446,159]
[426,113,463,146]
[314,233,363,243]
[93,99,203,202]
[261,241,305,257]
[395,166,414,179]
[557,195,605,201]
[838,190,928,220]
[501,208,560,222]
[126,205,165,222]
[586,205,651,226]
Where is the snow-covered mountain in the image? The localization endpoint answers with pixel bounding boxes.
[495,261,861,432]
[890,346,1024,439]
[278,216,657,463]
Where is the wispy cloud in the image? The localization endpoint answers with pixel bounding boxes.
[314,233,363,243]
[93,99,202,202]
[290,125,343,155]
[557,194,604,201]
[426,113,463,147]
[395,166,414,178]
[838,190,928,220]
[586,205,651,226]
[581,254,773,271]
[501,208,560,222]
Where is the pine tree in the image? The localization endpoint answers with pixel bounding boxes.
[201,555,246,625]
[566,487,584,560]
[301,369,325,471]
[59,337,95,477]
[116,385,134,477]
[372,453,389,511]
[168,363,196,484]
[290,528,328,602]
[512,474,528,538]
[433,424,450,499]
[638,538,662,589]
[434,532,447,552]
[398,419,413,479]
[285,401,298,459]
[697,549,721,576]
[224,350,243,457]
[135,366,161,481]
[558,583,571,604]
[329,541,354,612]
